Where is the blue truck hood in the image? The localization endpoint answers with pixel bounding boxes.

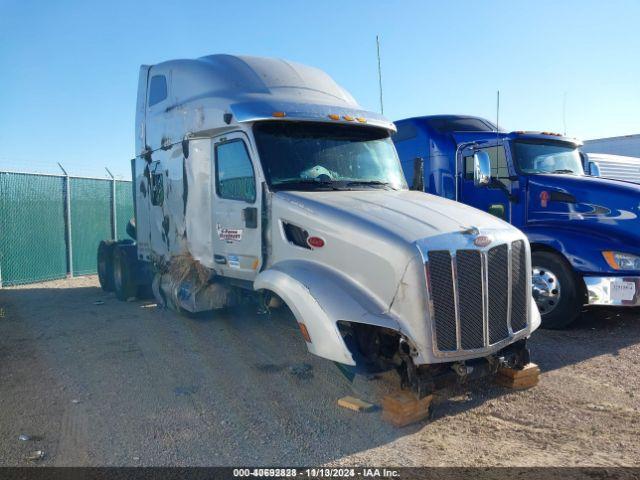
[527,173,640,248]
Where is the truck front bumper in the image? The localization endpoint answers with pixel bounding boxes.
[584,276,640,306]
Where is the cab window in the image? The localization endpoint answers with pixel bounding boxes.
[148,75,167,106]
[464,146,511,185]
[215,140,256,202]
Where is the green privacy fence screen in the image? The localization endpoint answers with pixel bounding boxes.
[0,171,134,286]
[71,178,113,276]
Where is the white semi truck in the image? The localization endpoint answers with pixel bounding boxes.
[97,54,540,396]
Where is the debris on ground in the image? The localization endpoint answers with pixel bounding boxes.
[26,450,45,462]
[18,434,31,441]
[337,396,376,412]
[289,363,313,380]
[93,300,105,305]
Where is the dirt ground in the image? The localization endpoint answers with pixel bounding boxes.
[0,276,638,467]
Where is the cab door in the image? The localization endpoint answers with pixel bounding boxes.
[459,142,513,222]
[211,132,262,281]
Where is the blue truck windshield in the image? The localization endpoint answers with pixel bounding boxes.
[512,139,584,175]
[253,121,407,191]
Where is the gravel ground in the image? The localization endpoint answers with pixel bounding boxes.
[0,276,638,466]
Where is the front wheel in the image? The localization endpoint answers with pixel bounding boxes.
[531,251,582,329]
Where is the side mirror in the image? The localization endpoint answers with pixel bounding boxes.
[588,161,601,176]
[473,151,492,187]
[411,157,425,191]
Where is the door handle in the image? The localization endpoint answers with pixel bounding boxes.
[242,207,258,229]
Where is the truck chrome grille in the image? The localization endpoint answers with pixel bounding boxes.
[510,240,528,332]
[428,251,458,351]
[456,250,484,350]
[488,244,510,344]
[427,240,529,354]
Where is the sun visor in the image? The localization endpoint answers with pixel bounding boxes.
[230,101,396,132]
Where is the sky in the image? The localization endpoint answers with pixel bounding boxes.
[1,0,639,178]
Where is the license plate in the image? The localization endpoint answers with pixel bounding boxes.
[610,280,636,301]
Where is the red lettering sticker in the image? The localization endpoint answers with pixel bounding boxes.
[216,224,243,243]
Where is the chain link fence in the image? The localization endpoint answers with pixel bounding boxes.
[0,170,133,286]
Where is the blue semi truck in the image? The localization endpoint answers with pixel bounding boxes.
[393,115,640,328]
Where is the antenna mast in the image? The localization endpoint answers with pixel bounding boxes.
[495,90,501,172]
[563,91,567,136]
[376,35,384,114]
[496,90,500,133]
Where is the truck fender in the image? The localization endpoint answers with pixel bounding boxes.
[254,260,399,366]
[524,225,622,274]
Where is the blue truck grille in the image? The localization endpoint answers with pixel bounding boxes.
[427,241,529,353]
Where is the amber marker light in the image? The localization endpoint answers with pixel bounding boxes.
[298,323,312,343]
[272,111,286,117]
[603,251,619,270]
[328,114,340,120]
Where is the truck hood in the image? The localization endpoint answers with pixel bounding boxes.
[277,189,513,243]
[527,173,640,245]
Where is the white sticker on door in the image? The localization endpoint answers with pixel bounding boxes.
[216,224,243,243]
[227,255,240,269]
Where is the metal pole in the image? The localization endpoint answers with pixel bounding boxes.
[106,167,117,240]
[58,163,73,278]
[376,35,384,115]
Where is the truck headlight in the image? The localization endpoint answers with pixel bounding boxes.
[602,251,640,271]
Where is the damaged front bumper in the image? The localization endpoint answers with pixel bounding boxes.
[401,339,531,398]
[584,276,640,306]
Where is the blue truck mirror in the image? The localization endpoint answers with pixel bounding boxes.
[474,151,492,187]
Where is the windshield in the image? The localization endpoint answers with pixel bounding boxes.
[253,121,408,191]
[512,139,584,175]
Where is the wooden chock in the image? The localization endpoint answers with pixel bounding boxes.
[337,396,376,412]
[381,390,433,427]
[496,362,540,389]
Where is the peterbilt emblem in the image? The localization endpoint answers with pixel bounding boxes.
[474,235,492,247]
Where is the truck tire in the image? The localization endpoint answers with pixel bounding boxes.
[112,246,138,301]
[97,240,115,292]
[531,251,581,329]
